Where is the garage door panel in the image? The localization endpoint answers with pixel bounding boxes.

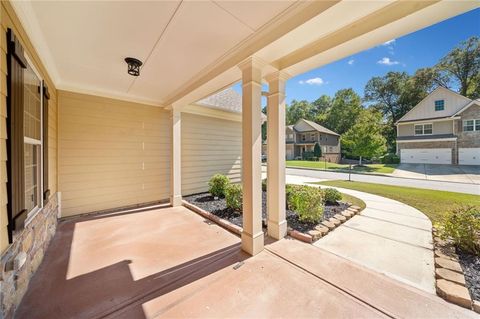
[459,148,480,165]
[401,148,451,164]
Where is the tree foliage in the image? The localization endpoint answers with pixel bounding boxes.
[437,36,480,99]
[286,100,315,125]
[341,109,386,162]
[322,89,362,135]
[314,142,322,158]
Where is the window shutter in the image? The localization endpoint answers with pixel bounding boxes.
[6,28,27,242]
[43,81,50,204]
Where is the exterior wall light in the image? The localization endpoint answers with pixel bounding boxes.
[125,57,142,76]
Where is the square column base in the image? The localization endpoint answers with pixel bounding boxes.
[241,231,264,256]
[267,219,287,240]
[170,195,182,207]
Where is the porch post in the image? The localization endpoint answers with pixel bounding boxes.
[266,71,289,239]
[170,108,182,207]
[238,57,265,256]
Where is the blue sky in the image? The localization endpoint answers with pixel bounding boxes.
[234,8,479,105]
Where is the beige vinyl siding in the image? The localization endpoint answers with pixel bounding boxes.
[0,2,58,252]
[181,112,241,195]
[398,123,414,136]
[401,87,471,121]
[398,120,453,137]
[434,120,453,135]
[58,91,170,217]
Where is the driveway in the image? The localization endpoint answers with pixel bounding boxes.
[392,164,480,184]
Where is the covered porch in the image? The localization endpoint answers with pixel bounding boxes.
[1,0,479,317]
[14,205,475,319]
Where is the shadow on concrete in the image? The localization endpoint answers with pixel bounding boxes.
[15,210,246,319]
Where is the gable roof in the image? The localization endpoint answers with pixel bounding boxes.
[396,87,471,124]
[197,88,242,113]
[295,119,339,136]
[452,99,480,116]
[196,87,266,120]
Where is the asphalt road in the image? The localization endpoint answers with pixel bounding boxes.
[285,167,480,195]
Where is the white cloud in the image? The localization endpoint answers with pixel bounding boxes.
[299,77,324,85]
[347,59,354,65]
[382,39,396,46]
[377,57,399,66]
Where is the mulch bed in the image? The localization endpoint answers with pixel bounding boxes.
[184,191,348,234]
[457,249,480,302]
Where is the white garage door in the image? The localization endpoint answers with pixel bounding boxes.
[459,148,480,165]
[401,148,452,164]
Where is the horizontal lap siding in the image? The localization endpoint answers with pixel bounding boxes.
[181,113,241,195]
[58,92,170,217]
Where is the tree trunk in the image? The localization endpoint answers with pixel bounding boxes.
[359,156,362,166]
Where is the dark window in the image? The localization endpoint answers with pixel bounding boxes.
[435,100,445,111]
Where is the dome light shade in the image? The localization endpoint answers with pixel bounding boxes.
[125,57,142,76]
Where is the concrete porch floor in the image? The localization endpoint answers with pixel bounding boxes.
[15,206,475,319]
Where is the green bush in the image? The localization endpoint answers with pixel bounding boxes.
[262,179,267,192]
[286,185,324,223]
[380,153,400,164]
[225,184,243,211]
[436,206,480,255]
[302,151,315,160]
[324,188,342,204]
[208,174,230,198]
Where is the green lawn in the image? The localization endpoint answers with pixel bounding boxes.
[286,160,397,174]
[317,180,480,223]
[341,192,366,211]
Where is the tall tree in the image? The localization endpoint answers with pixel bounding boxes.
[436,36,480,99]
[312,94,332,123]
[322,89,362,135]
[341,109,387,165]
[286,99,314,125]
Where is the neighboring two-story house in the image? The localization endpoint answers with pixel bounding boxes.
[396,87,480,165]
[286,119,341,162]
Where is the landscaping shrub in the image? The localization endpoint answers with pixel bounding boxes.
[436,206,480,256]
[286,185,324,223]
[302,151,315,161]
[225,184,243,211]
[323,188,342,204]
[262,178,267,192]
[208,174,230,198]
[380,153,400,164]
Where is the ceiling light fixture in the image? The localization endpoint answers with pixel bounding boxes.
[125,57,142,76]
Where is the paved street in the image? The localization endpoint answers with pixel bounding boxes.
[285,167,480,195]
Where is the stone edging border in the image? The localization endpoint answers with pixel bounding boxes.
[182,200,243,236]
[432,228,480,313]
[288,205,362,244]
[182,200,362,243]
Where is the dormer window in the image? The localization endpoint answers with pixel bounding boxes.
[435,100,445,111]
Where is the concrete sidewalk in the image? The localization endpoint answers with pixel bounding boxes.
[285,174,436,294]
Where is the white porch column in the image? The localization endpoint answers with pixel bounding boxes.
[266,71,289,240]
[238,57,265,256]
[170,108,182,207]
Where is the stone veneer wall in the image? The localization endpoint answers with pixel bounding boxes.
[397,141,457,164]
[456,104,480,148]
[0,194,58,318]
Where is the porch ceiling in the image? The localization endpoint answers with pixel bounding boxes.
[11,1,479,108]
